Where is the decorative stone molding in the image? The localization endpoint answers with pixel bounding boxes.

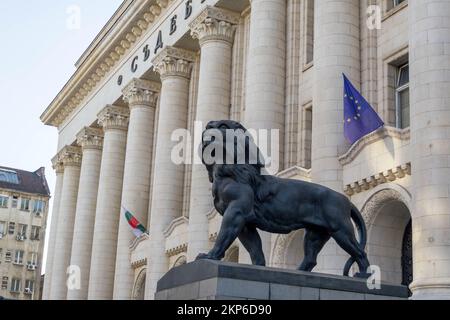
[76,127,104,151]
[206,208,218,221]
[41,0,176,127]
[152,46,196,80]
[163,216,189,238]
[209,232,218,242]
[339,126,410,166]
[122,78,161,108]
[129,232,149,250]
[189,6,240,46]
[59,146,82,168]
[166,243,188,257]
[270,232,298,268]
[276,166,312,180]
[97,105,130,131]
[131,258,147,269]
[52,154,64,174]
[344,163,411,196]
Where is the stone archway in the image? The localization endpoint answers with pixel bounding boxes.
[361,186,413,285]
[132,269,146,301]
[270,230,305,270]
[224,246,239,263]
[172,255,187,268]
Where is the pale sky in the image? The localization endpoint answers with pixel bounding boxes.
[0,0,123,273]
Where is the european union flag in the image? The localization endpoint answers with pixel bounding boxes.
[343,74,384,144]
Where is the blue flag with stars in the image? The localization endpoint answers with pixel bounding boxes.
[343,74,384,144]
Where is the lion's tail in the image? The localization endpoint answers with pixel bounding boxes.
[343,204,367,276]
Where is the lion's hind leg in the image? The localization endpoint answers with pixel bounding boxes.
[299,228,330,272]
[331,227,370,274]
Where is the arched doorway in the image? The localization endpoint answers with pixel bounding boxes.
[362,187,413,286]
[132,269,146,300]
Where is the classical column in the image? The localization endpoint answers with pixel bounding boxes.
[186,6,240,262]
[243,0,287,260]
[42,156,64,300]
[409,0,450,300]
[311,0,361,275]
[145,46,195,299]
[49,146,82,300]
[113,79,160,300]
[88,105,129,300]
[67,128,103,300]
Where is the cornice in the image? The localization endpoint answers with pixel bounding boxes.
[129,232,149,250]
[344,163,411,196]
[189,6,240,45]
[338,126,410,166]
[76,127,104,151]
[122,78,161,107]
[40,0,176,127]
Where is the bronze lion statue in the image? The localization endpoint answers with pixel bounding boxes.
[195,120,371,277]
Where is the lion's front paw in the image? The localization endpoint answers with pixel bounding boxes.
[196,253,217,261]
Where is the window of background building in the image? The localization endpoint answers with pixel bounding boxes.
[33,200,45,216]
[8,222,15,235]
[20,198,30,211]
[14,250,24,265]
[5,250,12,263]
[0,169,19,184]
[0,221,5,237]
[11,196,18,208]
[18,224,27,239]
[0,195,8,208]
[1,277,8,290]
[10,278,21,293]
[30,226,40,241]
[396,63,410,129]
[29,252,38,266]
[24,280,34,294]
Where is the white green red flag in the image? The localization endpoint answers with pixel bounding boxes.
[122,207,147,237]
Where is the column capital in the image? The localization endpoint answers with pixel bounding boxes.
[152,46,196,80]
[59,146,82,168]
[189,6,240,46]
[97,105,130,131]
[122,78,161,108]
[51,155,65,174]
[76,127,104,151]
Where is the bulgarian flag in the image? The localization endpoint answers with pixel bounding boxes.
[122,207,147,237]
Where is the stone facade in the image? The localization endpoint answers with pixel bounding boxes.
[40,0,450,300]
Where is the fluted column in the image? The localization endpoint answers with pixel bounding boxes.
[243,0,287,260]
[145,47,195,299]
[244,0,286,172]
[186,6,240,262]
[409,0,450,300]
[311,0,361,275]
[49,146,82,300]
[113,79,160,300]
[67,128,103,300]
[88,105,129,300]
[42,157,64,300]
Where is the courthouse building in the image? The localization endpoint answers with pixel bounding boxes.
[41,0,450,300]
[0,167,50,300]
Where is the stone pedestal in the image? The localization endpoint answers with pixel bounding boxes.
[155,260,409,300]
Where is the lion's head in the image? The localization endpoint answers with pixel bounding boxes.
[201,120,265,183]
